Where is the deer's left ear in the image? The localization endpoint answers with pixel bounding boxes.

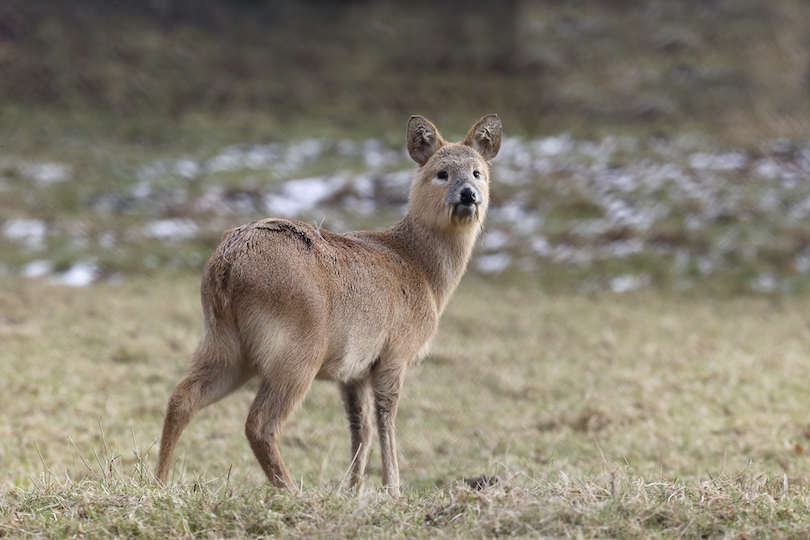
[463,114,502,161]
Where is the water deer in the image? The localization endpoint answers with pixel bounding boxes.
[155,114,502,497]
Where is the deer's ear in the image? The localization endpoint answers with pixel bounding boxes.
[407,115,445,166]
[464,114,502,161]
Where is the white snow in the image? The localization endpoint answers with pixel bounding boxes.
[53,261,98,287]
[3,219,47,251]
[142,218,199,241]
[21,162,72,184]
[477,253,512,274]
[22,260,53,279]
[264,176,345,216]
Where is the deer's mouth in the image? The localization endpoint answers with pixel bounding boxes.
[450,202,478,223]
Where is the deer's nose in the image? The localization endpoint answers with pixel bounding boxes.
[460,187,477,205]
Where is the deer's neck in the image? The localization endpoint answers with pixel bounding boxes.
[393,215,480,314]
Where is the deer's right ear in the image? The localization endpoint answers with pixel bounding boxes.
[407,116,445,166]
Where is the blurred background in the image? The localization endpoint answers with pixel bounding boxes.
[2,0,810,292]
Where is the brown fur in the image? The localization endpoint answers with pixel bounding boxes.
[155,114,502,497]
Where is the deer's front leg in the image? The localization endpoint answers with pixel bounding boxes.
[340,376,374,492]
[372,363,407,498]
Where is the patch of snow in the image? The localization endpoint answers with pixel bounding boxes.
[489,202,541,234]
[534,134,573,156]
[343,196,377,215]
[336,139,360,156]
[552,245,593,266]
[274,139,326,176]
[375,170,413,194]
[498,137,534,173]
[610,274,650,293]
[476,253,512,274]
[264,176,345,216]
[531,236,551,257]
[3,219,47,251]
[795,251,810,273]
[697,256,714,275]
[481,229,510,251]
[752,158,782,180]
[603,239,644,258]
[689,151,747,171]
[132,179,153,200]
[99,231,117,249]
[790,196,810,220]
[751,273,777,293]
[361,139,400,169]
[194,186,258,215]
[352,175,375,199]
[174,159,200,179]
[21,162,72,184]
[571,219,611,237]
[22,260,53,279]
[53,261,98,287]
[206,147,245,174]
[245,144,283,169]
[142,218,199,241]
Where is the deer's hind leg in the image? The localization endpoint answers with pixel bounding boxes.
[244,348,321,490]
[156,328,249,484]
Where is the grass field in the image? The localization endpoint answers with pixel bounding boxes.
[4,274,810,537]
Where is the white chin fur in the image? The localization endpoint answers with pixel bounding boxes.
[451,204,477,223]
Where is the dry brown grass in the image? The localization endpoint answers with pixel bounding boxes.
[4,274,810,536]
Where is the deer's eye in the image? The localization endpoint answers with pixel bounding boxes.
[473,170,481,179]
[436,171,448,181]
